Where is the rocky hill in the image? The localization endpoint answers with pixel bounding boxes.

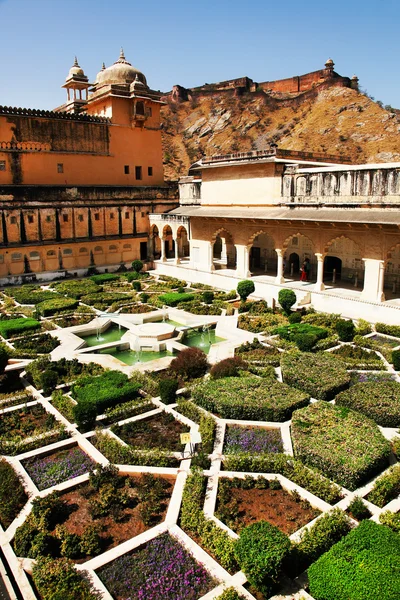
[160,86,400,180]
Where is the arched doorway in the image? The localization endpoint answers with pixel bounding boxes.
[150,225,161,260]
[324,236,364,287]
[289,252,300,275]
[176,226,190,261]
[212,229,236,270]
[162,225,174,259]
[385,243,400,300]
[248,232,276,275]
[284,234,316,280]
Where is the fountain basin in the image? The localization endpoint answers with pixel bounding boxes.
[133,322,176,342]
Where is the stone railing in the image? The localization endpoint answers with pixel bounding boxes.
[0,141,51,152]
[0,105,110,123]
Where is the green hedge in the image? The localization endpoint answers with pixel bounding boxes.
[0,317,41,338]
[53,279,100,299]
[375,322,400,338]
[90,273,120,284]
[92,431,178,467]
[330,344,385,370]
[193,376,309,422]
[0,458,28,528]
[32,556,100,600]
[158,292,195,307]
[72,371,141,415]
[12,290,60,305]
[280,352,350,400]
[273,322,329,341]
[368,464,400,507]
[308,520,400,600]
[291,403,390,490]
[37,298,79,316]
[12,333,59,355]
[335,381,400,427]
[223,453,341,504]
[176,399,216,454]
[80,292,130,308]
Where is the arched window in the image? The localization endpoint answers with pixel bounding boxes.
[109,245,118,252]
[11,253,22,262]
[63,248,73,255]
[29,251,40,260]
[47,250,56,257]
[79,247,88,254]
[94,246,103,253]
[123,243,132,249]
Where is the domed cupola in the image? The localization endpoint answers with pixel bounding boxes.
[94,49,147,87]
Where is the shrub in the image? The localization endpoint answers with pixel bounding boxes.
[291,403,390,490]
[291,508,352,574]
[234,520,290,596]
[0,458,28,528]
[281,352,350,400]
[72,371,141,415]
[217,589,245,600]
[335,318,355,341]
[210,356,248,379]
[12,333,59,355]
[158,292,195,306]
[193,377,309,421]
[278,288,296,314]
[80,292,129,308]
[355,318,372,335]
[0,317,41,338]
[176,399,216,454]
[288,311,302,324]
[158,378,179,404]
[375,322,400,338]
[41,370,59,396]
[202,290,214,304]
[132,280,141,292]
[131,259,144,272]
[90,273,119,284]
[53,279,100,299]
[379,510,400,533]
[331,344,385,369]
[347,496,371,520]
[368,464,400,507]
[335,381,400,427]
[92,431,178,468]
[293,332,318,352]
[37,298,79,316]
[392,349,400,371]
[170,347,209,379]
[73,400,97,431]
[11,289,60,305]
[274,322,328,342]
[140,292,149,303]
[237,280,255,302]
[308,520,400,600]
[32,556,100,600]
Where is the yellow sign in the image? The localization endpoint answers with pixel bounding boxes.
[180,433,191,445]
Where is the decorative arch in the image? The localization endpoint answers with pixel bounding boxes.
[94,246,103,253]
[29,251,40,260]
[162,224,173,238]
[324,235,362,255]
[79,247,88,254]
[387,241,400,256]
[150,224,159,237]
[211,227,234,244]
[247,230,276,248]
[283,232,315,250]
[323,235,364,285]
[123,243,132,250]
[212,228,236,270]
[109,245,118,252]
[176,225,190,259]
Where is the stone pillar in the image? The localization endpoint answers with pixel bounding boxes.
[235,244,251,279]
[315,253,325,292]
[173,238,181,265]
[160,238,167,262]
[275,249,285,284]
[221,238,227,264]
[207,241,215,272]
[361,259,385,303]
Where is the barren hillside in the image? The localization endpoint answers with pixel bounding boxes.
[160,86,400,180]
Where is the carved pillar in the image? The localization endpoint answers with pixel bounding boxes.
[235,244,250,279]
[275,249,285,284]
[315,253,325,292]
[173,237,181,265]
[361,259,385,303]
[160,238,167,262]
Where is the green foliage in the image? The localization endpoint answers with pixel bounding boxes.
[210,356,248,379]
[32,556,101,600]
[79,524,102,556]
[0,343,9,373]
[335,381,400,427]
[355,318,372,336]
[294,333,317,352]
[223,453,341,504]
[53,279,100,299]
[10,289,60,305]
[37,297,79,316]
[291,403,390,490]
[90,273,120,284]
[193,376,308,421]
[274,322,328,342]
[331,344,385,369]
[26,356,103,389]
[176,399,216,454]
[368,464,400,507]
[41,370,59,396]
[392,349,400,371]
[234,520,290,596]
[72,371,141,414]
[278,288,296,314]
[158,378,179,404]
[217,588,245,600]
[202,290,214,304]
[132,280,141,292]
[236,338,281,367]
[308,520,400,600]
[375,322,400,338]
[291,509,352,574]
[335,318,355,341]
[170,347,209,380]
[12,333,59,356]
[238,311,288,334]
[80,292,130,309]
[73,400,97,431]
[379,510,400,533]
[0,317,41,339]
[139,292,149,303]
[281,352,350,400]
[158,292,195,306]
[237,280,255,302]
[180,470,238,572]
[347,496,371,520]
[131,259,144,273]
[92,431,178,467]
[51,390,75,421]
[288,311,302,324]
[0,458,28,528]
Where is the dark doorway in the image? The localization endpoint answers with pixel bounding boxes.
[213,236,222,259]
[140,242,148,261]
[289,253,300,275]
[250,247,261,270]
[324,256,342,281]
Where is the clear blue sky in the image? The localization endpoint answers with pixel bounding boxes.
[1,0,399,110]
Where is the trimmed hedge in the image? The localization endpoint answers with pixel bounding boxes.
[193,376,309,421]
[223,453,341,504]
[375,322,400,338]
[335,381,400,427]
[176,399,216,454]
[0,458,28,528]
[80,292,129,307]
[11,290,60,305]
[92,431,178,468]
[90,273,120,284]
[273,322,328,342]
[308,520,400,600]
[281,352,350,400]
[32,556,101,600]
[72,371,141,415]
[368,464,400,507]
[53,279,100,299]
[12,333,59,355]
[330,344,385,370]
[158,292,195,307]
[0,317,41,338]
[37,298,79,316]
[291,403,391,490]
[234,520,290,596]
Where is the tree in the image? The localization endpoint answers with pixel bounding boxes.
[278,289,296,315]
[237,280,255,302]
[131,260,143,273]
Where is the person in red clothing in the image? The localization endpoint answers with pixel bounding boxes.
[300,257,310,281]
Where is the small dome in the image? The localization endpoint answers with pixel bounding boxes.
[351,74,359,80]
[95,49,147,87]
[67,57,85,79]
[325,58,335,68]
